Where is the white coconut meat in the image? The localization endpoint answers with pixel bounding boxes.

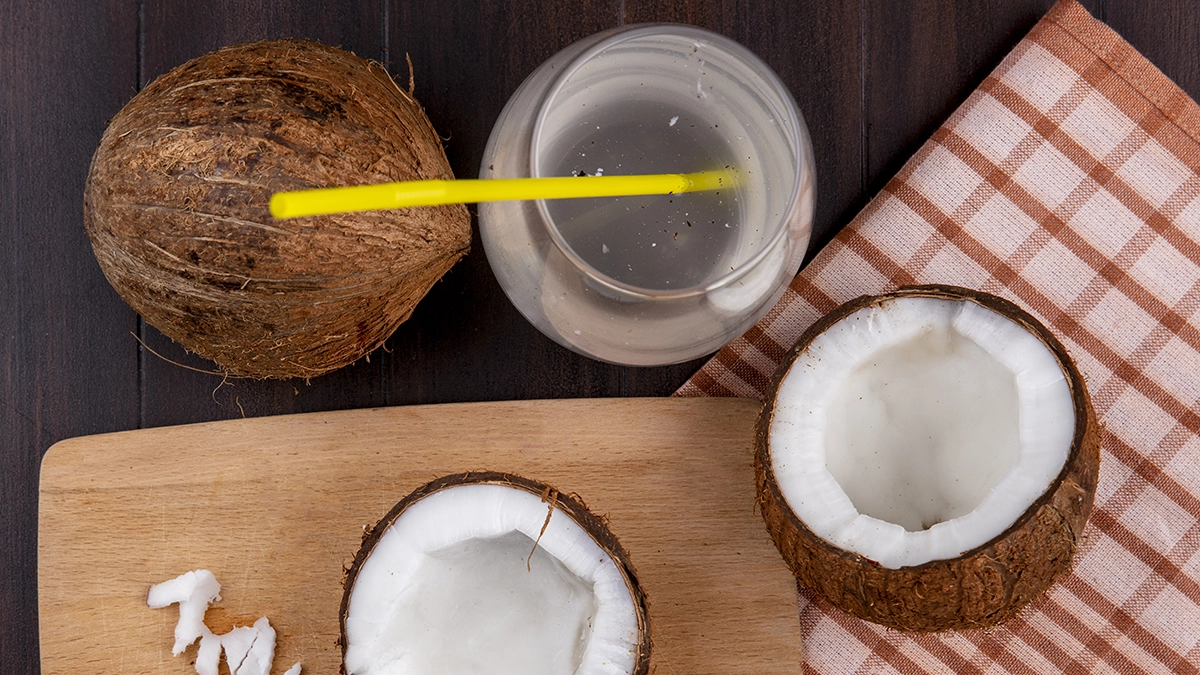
[343,483,640,675]
[147,570,300,675]
[769,296,1076,569]
[146,569,221,656]
[222,617,276,675]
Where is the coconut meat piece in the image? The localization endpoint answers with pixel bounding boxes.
[146,569,222,655]
[195,631,222,675]
[222,617,276,675]
[147,570,300,675]
[343,483,639,675]
[770,297,1075,569]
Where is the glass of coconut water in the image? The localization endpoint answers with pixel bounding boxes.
[480,25,815,366]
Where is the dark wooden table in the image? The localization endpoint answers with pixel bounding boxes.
[3,1,1197,672]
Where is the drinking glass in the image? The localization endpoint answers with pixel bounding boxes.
[479,24,815,366]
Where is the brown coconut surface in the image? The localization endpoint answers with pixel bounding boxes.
[340,471,652,675]
[83,39,470,379]
[755,285,1101,633]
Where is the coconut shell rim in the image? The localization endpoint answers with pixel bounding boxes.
[756,283,1096,572]
[338,470,652,675]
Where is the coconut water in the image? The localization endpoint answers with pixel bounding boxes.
[539,100,749,291]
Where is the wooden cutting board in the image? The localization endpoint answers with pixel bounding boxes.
[39,397,802,674]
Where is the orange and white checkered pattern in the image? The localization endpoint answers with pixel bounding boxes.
[677,1,1200,671]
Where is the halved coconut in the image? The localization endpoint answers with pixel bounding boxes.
[756,285,1100,632]
[340,472,650,675]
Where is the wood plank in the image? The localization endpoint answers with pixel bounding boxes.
[1106,0,1200,101]
[863,0,1100,193]
[382,0,643,404]
[0,3,140,675]
[38,397,803,675]
[141,0,385,82]
[621,0,865,258]
[135,1,389,428]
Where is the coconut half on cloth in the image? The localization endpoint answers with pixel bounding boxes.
[756,285,1100,632]
[340,472,650,675]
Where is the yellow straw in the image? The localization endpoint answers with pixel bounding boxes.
[269,170,737,219]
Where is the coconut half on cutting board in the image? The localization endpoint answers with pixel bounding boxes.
[756,285,1100,632]
[340,472,650,675]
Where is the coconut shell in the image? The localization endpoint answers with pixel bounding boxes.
[84,40,470,379]
[756,285,1101,632]
[340,471,651,674]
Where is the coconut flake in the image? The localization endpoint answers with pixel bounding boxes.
[146,570,221,655]
[222,617,276,675]
[221,626,256,674]
[148,571,296,675]
[195,630,222,675]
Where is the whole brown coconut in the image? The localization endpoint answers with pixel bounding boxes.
[755,285,1101,632]
[84,40,471,378]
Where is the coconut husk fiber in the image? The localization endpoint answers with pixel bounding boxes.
[84,39,470,379]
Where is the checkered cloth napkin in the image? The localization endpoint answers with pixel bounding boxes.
[676,1,1200,671]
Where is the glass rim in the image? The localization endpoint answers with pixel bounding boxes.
[529,23,807,301]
